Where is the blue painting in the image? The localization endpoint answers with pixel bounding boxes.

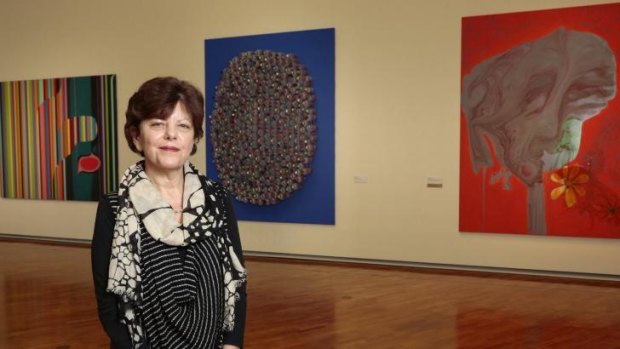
[205,28,335,225]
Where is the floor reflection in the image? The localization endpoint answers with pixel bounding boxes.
[457,307,620,348]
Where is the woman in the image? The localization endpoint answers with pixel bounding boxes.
[92,77,247,349]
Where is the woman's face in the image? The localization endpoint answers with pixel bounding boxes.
[133,102,195,175]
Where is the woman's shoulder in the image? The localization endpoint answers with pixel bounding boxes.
[199,176,226,193]
[97,192,120,215]
[93,192,119,238]
[199,177,236,206]
[103,191,120,202]
[101,191,119,203]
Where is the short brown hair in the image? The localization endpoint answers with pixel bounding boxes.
[124,76,205,155]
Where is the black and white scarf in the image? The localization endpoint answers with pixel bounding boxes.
[107,161,246,347]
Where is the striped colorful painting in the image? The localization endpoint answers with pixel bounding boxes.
[0,75,118,201]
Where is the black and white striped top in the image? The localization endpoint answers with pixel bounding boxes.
[140,229,224,348]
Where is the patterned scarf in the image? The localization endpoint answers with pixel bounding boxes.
[107,161,246,347]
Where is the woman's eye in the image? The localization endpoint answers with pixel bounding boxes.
[149,121,164,127]
[179,124,192,129]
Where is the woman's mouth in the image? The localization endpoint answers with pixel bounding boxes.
[159,146,180,152]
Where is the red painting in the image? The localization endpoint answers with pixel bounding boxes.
[460,3,620,238]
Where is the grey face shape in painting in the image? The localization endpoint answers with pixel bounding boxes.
[462,28,616,187]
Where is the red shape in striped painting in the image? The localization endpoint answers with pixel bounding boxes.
[78,153,101,173]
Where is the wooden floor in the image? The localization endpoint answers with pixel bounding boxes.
[1,240,619,349]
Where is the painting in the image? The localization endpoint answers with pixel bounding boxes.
[460,3,620,238]
[205,28,335,224]
[0,75,117,201]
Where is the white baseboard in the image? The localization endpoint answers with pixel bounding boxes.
[2,233,618,282]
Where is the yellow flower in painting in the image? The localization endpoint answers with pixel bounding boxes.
[550,166,589,208]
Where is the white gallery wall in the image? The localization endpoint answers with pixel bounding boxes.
[0,0,618,276]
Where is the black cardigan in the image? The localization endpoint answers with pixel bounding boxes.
[91,189,247,349]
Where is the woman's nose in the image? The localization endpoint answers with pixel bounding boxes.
[164,124,178,139]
